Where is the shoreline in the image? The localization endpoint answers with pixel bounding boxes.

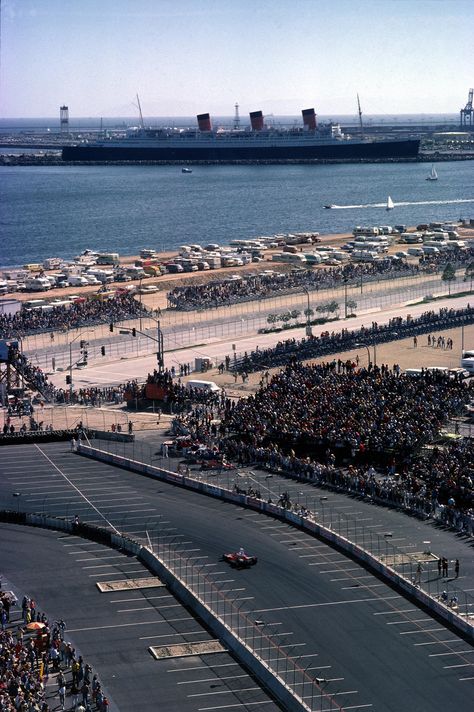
[2,152,474,167]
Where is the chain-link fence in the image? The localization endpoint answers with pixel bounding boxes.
[0,405,159,433]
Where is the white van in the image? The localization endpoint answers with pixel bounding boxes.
[421,245,440,255]
[67,275,89,287]
[407,247,424,257]
[351,250,378,262]
[185,380,221,393]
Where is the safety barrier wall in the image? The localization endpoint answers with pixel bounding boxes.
[78,442,474,641]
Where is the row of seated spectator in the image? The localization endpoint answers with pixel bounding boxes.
[167,247,472,311]
[0,293,149,338]
[233,305,474,373]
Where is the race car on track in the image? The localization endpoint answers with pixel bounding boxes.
[222,548,258,569]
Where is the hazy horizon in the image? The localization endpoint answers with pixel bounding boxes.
[1,0,472,118]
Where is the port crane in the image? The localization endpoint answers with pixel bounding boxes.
[460,88,473,128]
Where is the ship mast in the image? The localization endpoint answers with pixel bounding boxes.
[357,93,364,139]
[136,94,145,130]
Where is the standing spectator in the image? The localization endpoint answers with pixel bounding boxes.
[455,559,460,578]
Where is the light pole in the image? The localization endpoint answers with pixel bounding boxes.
[303,288,312,337]
[355,342,371,367]
[356,340,377,367]
[343,278,348,318]
[68,330,92,396]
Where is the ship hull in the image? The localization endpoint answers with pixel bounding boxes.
[62,138,420,163]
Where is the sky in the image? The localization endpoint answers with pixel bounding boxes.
[1,0,473,119]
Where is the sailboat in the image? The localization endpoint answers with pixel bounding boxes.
[426,164,438,181]
[386,196,394,210]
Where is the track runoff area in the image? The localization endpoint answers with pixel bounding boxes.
[1,441,472,711]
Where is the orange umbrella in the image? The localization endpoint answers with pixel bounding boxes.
[26,622,46,630]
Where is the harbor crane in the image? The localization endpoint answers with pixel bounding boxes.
[460,88,473,129]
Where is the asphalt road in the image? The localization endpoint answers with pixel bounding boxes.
[1,524,282,712]
[1,442,473,711]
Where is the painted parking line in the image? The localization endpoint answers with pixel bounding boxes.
[118,604,182,613]
[444,664,473,669]
[188,687,260,698]
[399,628,446,635]
[414,639,460,646]
[341,583,386,590]
[140,631,206,641]
[197,699,274,710]
[177,674,249,685]
[89,569,150,578]
[67,617,193,633]
[429,650,474,657]
[386,618,432,625]
[373,609,414,616]
[76,555,124,562]
[308,560,349,566]
[319,568,360,574]
[109,594,172,603]
[331,576,373,582]
[253,595,400,613]
[167,662,240,673]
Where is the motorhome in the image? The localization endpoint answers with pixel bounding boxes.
[24,276,51,292]
[272,253,308,264]
[353,226,380,236]
[96,253,120,266]
[43,257,63,270]
[351,251,379,262]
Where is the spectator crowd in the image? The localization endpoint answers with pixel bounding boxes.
[0,591,109,711]
[0,294,148,338]
[222,361,471,463]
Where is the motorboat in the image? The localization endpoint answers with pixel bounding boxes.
[181,167,193,173]
[324,204,335,209]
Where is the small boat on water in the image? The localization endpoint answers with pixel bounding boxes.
[426,164,438,181]
[324,204,335,209]
[182,167,192,173]
[386,195,394,210]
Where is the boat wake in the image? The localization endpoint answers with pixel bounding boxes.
[328,198,474,209]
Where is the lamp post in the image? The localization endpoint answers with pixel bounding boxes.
[12,492,22,513]
[68,330,92,396]
[355,342,371,367]
[303,288,312,337]
[343,278,348,318]
[355,341,376,367]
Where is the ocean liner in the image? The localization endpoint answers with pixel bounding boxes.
[62,108,420,163]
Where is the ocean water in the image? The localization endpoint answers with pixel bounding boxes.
[1,161,473,268]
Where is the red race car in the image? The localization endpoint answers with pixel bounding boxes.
[223,548,258,569]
